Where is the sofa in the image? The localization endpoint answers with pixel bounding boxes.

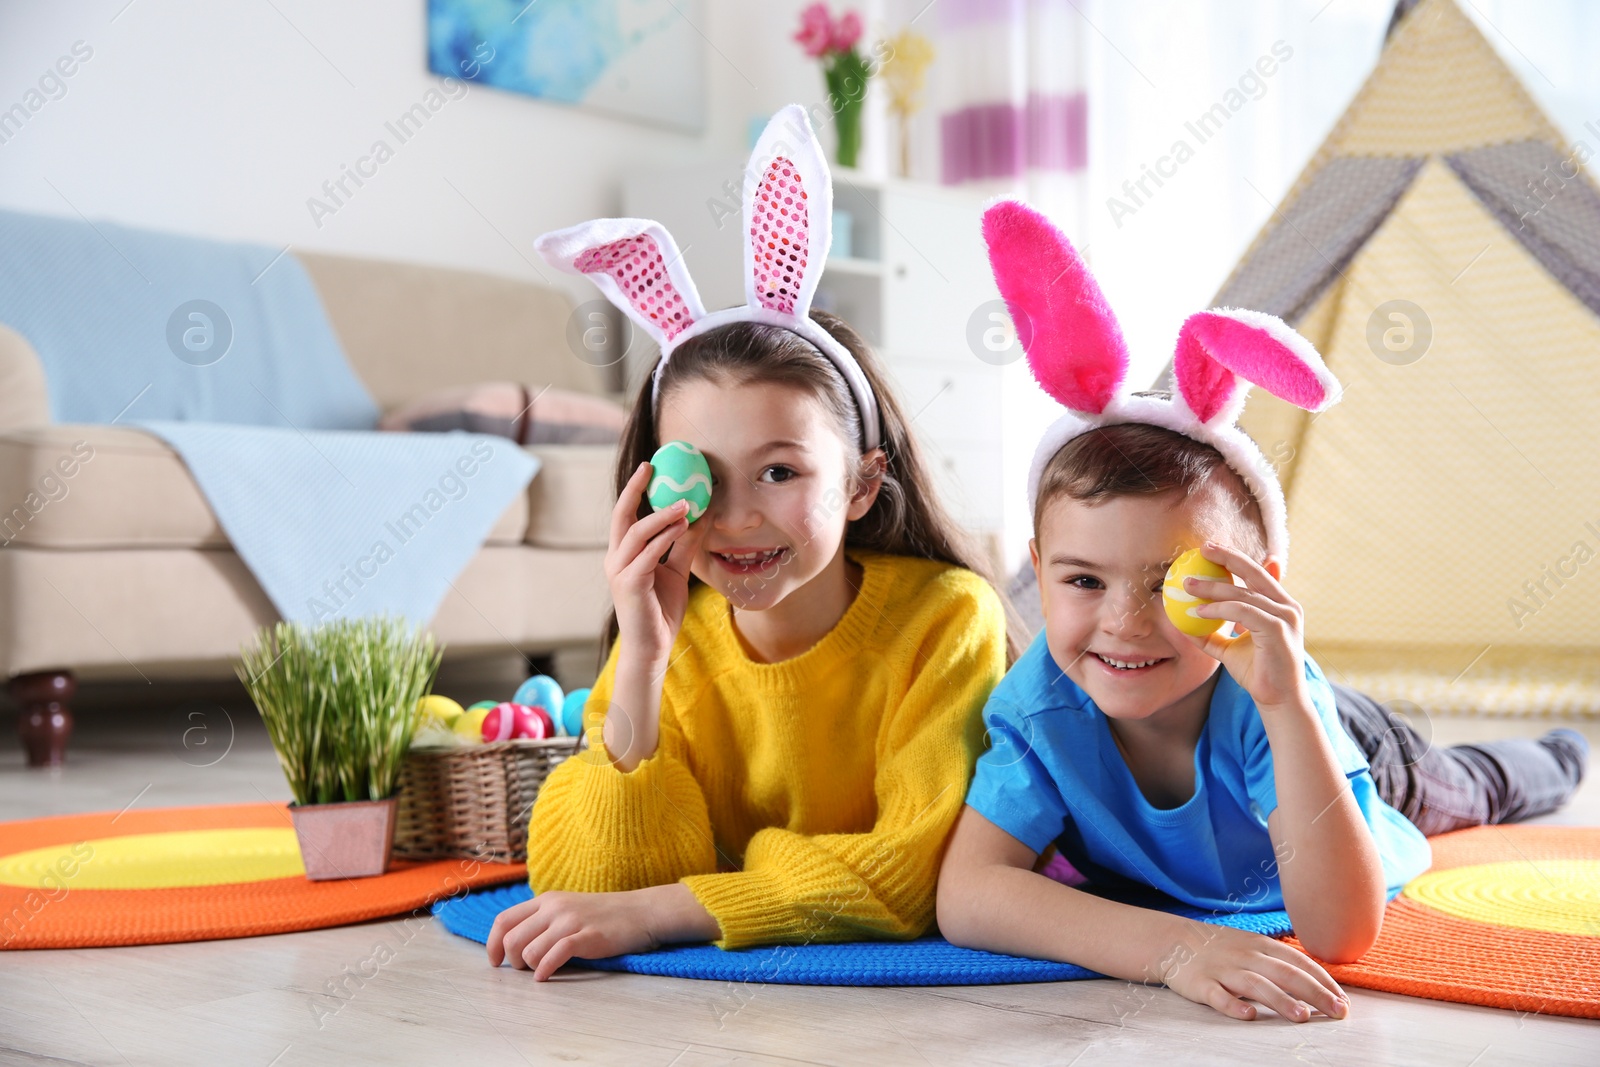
[0,249,618,765]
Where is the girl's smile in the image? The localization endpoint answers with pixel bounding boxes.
[709,546,790,574]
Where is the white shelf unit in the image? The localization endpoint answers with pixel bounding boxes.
[624,164,1038,568]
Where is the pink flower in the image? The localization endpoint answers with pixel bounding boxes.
[794,3,835,58]
[831,11,863,52]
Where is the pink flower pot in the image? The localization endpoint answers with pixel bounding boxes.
[289,797,398,881]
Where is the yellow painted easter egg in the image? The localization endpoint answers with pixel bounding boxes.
[416,695,464,728]
[1162,548,1233,637]
[451,707,490,742]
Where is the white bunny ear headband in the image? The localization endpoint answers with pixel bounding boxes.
[534,105,881,452]
[983,200,1342,562]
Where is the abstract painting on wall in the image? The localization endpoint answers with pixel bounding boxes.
[427,0,707,132]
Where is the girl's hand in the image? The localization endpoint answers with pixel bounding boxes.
[486,886,719,980]
[1184,543,1309,711]
[605,462,707,669]
[1159,923,1349,1022]
[486,890,660,980]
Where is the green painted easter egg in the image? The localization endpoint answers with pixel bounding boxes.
[648,441,712,522]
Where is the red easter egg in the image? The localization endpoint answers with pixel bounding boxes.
[520,705,554,740]
[507,704,538,739]
[481,702,519,743]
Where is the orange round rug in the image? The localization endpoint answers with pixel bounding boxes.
[0,802,527,949]
[1288,826,1600,1019]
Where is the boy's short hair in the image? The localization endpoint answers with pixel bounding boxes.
[1033,418,1269,560]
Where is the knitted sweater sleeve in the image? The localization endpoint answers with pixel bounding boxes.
[523,643,718,894]
[680,577,1005,950]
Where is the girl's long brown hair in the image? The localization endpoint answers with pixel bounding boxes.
[602,310,1021,662]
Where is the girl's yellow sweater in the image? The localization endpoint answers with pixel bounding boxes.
[524,550,1007,950]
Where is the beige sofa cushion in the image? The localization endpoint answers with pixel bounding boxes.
[0,425,529,549]
[0,543,610,680]
[523,444,615,548]
[0,323,50,433]
[296,251,604,412]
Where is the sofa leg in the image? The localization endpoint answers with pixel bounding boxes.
[10,670,75,768]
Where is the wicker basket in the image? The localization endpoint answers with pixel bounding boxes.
[392,737,582,863]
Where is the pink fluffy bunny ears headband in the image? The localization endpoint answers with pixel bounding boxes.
[534,105,881,452]
[983,200,1342,562]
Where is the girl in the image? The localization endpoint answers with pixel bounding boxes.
[488,108,1011,978]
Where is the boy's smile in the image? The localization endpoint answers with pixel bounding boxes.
[1031,492,1228,726]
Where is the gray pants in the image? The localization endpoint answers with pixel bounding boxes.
[1332,684,1584,836]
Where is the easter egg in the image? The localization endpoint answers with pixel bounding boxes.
[648,441,713,522]
[481,703,516,742]
[513,675,564,717]
[560,688,590,737]
[1162,548,1233,637]
[415,695,464,727]
[452,707,490,741]
[483,703,555,742]
[482,703,522,742]
[467,700,497,713]
[523,705,555,740]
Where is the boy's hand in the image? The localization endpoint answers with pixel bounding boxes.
[487,889,662,980]
[1159,922,1349,1022]
[1183,542,1308,711]
[1184,546,1388,961]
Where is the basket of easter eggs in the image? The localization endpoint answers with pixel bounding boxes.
[391,674,588,863]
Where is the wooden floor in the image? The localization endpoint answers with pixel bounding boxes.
[3,687,1597,1066]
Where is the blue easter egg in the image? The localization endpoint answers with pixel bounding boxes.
[512,675,563,719]
[561,688,591,738]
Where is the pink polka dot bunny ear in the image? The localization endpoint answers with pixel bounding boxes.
[1171,308,1342,429]
[534,105,880,451]
[534,219,707,354]
[742,104,832,321]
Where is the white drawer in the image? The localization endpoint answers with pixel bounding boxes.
[884,359,1004,452]
[879,189,998,360]
[919,437,1003,531]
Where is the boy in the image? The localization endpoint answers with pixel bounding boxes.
[937,198,1585,1023]
[937,421,1586,1022]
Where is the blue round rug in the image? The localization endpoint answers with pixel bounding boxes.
[435,883,1294,986]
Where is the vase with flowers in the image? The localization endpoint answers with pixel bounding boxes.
[794,3,872,169]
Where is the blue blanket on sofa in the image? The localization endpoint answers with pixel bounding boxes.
[0,209,538,626]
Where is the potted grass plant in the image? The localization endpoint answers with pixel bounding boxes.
[237,615,442,881]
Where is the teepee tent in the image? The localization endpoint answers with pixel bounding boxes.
[1214,0,1600,717]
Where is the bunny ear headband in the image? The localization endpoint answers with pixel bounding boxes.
[983,200,1341,562]
[534,105,881,452]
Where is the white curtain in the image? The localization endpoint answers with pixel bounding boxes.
[899,0,1089,232]
[902,0,1386,339]
[896,0,1597,385]
[1081,0,1393,383]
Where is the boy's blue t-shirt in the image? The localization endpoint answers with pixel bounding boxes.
[965,632,1431,913]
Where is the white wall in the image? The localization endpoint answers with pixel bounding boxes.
[0,0,845,308]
